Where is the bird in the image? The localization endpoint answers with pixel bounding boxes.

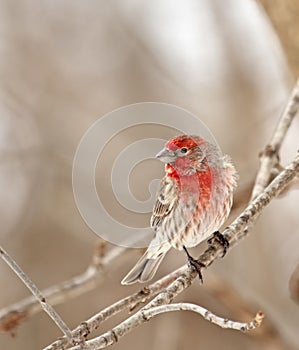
[121,135,238,285]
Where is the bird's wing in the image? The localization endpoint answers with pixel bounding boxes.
[150,175,179,229]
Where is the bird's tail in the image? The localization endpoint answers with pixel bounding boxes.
[121,250,167,285]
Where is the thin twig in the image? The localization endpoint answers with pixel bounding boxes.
[0,246,73,341]
[0,244,126,333]
[142,304,264,331]
[251,79,299,199]
[69,303,264,350]
[45,152,299,350]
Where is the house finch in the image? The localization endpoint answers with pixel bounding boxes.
[121,135,237,285]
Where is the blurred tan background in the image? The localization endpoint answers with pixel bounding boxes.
[1,1,299,349]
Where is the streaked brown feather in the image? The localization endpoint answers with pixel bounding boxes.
[150,175,179,229]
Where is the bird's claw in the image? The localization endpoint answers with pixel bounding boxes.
[208,231,230,257]
[183,246,205,284]
[188,258,205,284]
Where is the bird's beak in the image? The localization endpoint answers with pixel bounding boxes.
[155,148,176,163]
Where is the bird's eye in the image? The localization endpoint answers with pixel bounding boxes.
[180,147,188,154]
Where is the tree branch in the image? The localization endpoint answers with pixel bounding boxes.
[141,304,264,332]
[69,304,264,350]
[251,79,299,199]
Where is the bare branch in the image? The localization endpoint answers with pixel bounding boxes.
[142,304,264,332]
[0,246,73,341]
[251,79,299,199]
[45,152,299,350]
[69,304,264,350]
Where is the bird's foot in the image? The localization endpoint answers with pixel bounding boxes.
[207,231,230,257]
[183,246,205,284]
